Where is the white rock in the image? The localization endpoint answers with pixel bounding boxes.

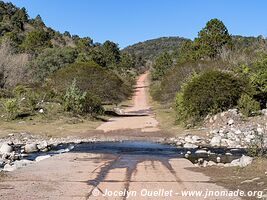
[35,155,51,162]
[228,119,234,125]
[216,157,221,163]
[3,164,16,172]
[24,143,38,153]
[257,127,264,134]
[39,109,44,113]
[184,136,193,143]
[230,155,253,167]
[192,135,201,143]
[37,141,48,150]
[207,161,217,166]
[176,141,182,146]
[0,143,13,154]
[183,143,198,149]
[210,136,221,147]
[195,149,208,154]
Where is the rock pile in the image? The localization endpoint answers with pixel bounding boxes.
[206,109,267,148]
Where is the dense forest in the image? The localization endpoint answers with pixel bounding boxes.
[0,1,146,120]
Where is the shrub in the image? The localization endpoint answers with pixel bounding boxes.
[50,61,132,104]
[247,131,266,157]
[175,70,249,125]
[151,60,229,103]
[3,98,19,119]
[31,47,77,81]
[238,94,260,117]
[241,55,267,108]
[83,93,104,115]
[62,80,104,115]
[63,79,86,114]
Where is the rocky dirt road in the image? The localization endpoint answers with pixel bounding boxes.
[0,73,241,200]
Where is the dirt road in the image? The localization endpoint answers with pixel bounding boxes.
[0,151,240,200]
[0,73,241,200]
[96,72,160,132]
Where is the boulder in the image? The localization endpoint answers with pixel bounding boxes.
[0,143,13,154]
[192,135,202,143]
[230,155,253,167]
[210,136,221,147]
[24,143,38,153]
[184,136,194,143]
[37,141,48,151]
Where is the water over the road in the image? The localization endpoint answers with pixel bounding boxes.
[27,141,247,164]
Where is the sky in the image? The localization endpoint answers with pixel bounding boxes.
[3,0,267,48]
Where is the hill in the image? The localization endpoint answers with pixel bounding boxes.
[123,37,190,60]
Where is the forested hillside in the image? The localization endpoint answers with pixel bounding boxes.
[123,37,189,60]
[0,1,145,121]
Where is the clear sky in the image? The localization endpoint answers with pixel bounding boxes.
[3,0,267,48]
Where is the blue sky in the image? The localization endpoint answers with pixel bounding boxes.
[4,0,267,48]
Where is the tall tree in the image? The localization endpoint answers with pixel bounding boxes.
[102,40,120,67]
[152,52,173,80]
[195,18,232,58]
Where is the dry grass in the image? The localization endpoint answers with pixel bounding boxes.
[190,158,267,199]
[149,96,209,138]
[0,118,101,138]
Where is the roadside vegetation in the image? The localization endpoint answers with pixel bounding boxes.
[148,18,266,127]
[0,2,147,132]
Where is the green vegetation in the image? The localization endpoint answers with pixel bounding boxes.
[151,52,173,80]
[0,1,140,123]
[149,18,266,126]
[123,37,189,60]
[50,62,132,104]
[237,94,260,117]
[175,70,249,125]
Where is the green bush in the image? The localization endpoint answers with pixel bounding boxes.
[175,70,249,125]
[238,94,260,117]
[62,80,104,115]
[151,60,229,103]
[63,79,87,114]
[3,98,19,119]
[83,93,104,115]
[31,47,78,81]
[50,61,132,104]
[240,55,267,108]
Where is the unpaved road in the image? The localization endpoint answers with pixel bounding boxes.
[97,72,159,133]
[0,73,241,200]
